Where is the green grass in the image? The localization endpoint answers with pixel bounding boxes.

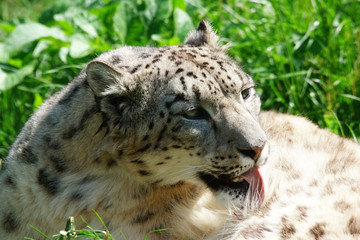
[0,0,359,157]
[25,214,168,240]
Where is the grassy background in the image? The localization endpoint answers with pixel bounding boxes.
[1,0,359,160]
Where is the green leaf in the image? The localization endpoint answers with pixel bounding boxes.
[33,41,50,57]
[155,0,172,21]
[172,0,186,11]
[69,34,93,58]
[54,8,100,38]
[173,8,194,42]
[33,93,43,109]
[126,18,147,45]
[113,2,128,43]
[59,47,69,63]
[54,20,75,35]
[73,14,98,38]
[0,22,15,34]
[0,43,9,62]
[0,61,37,91]
[142,0,157,23]
[5,22,66,55]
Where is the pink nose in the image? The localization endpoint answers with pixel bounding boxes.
[237,143,265,160]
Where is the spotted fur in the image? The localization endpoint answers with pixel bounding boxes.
[0,21,268,239]
[1,21,360,240]
[212,111,360,240]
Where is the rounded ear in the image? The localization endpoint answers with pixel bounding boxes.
[86,61,129,97]
[184,20,213,46]
[185,20,230,52]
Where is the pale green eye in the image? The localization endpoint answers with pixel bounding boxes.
[241,88,251,100]
[183,107,208,120]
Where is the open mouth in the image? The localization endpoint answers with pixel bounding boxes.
[198,166,264,202]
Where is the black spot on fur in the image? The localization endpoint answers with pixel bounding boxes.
[202,62,209,68]
[110,55,121,64]
[77,105,99,132]
[186,53,196,58]
[70,191,84,201]
[170,181,185,188]
[156,125,167,145]
[152,58,160,63]
[175,68,184,74]
[142,135,149,141]
[171,123,182,132]
[140,53,151,59]
[2,211,20,233]
[186,72,197,78]
[62,125,78,139]
[49,155,68,172]
[136,143,152,153]
[59,85,81,105]
[168,56,176,61]
[159,111,165,118]
[132,211,155,224]
[80,175,97,184]
[107,159,117,168]
[43,136,61,150]
[172,145,182,149]
[149,121,154,130]
[95,111,110,136]
[192,85,201,99]
[4,175,16,187]
[131,159,145,165]
[19,147,38,164]
[180,76,187,91]
[118,150,123,157]
[165,101,172,109]
[138,170,151,176]
[38,168,60,195]
[130,64,142,74]
[156,162,165,165]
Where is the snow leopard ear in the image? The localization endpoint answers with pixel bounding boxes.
[86,61,133,97]
[185,20,226,50]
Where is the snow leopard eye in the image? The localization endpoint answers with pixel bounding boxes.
[241,88,251,100]
[183,107,209,120]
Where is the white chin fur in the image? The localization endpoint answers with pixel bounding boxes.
[215,191,247,209]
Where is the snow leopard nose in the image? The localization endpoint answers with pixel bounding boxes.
[237,143,265,161]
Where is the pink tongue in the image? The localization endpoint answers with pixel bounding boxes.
[241,166,264,202]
